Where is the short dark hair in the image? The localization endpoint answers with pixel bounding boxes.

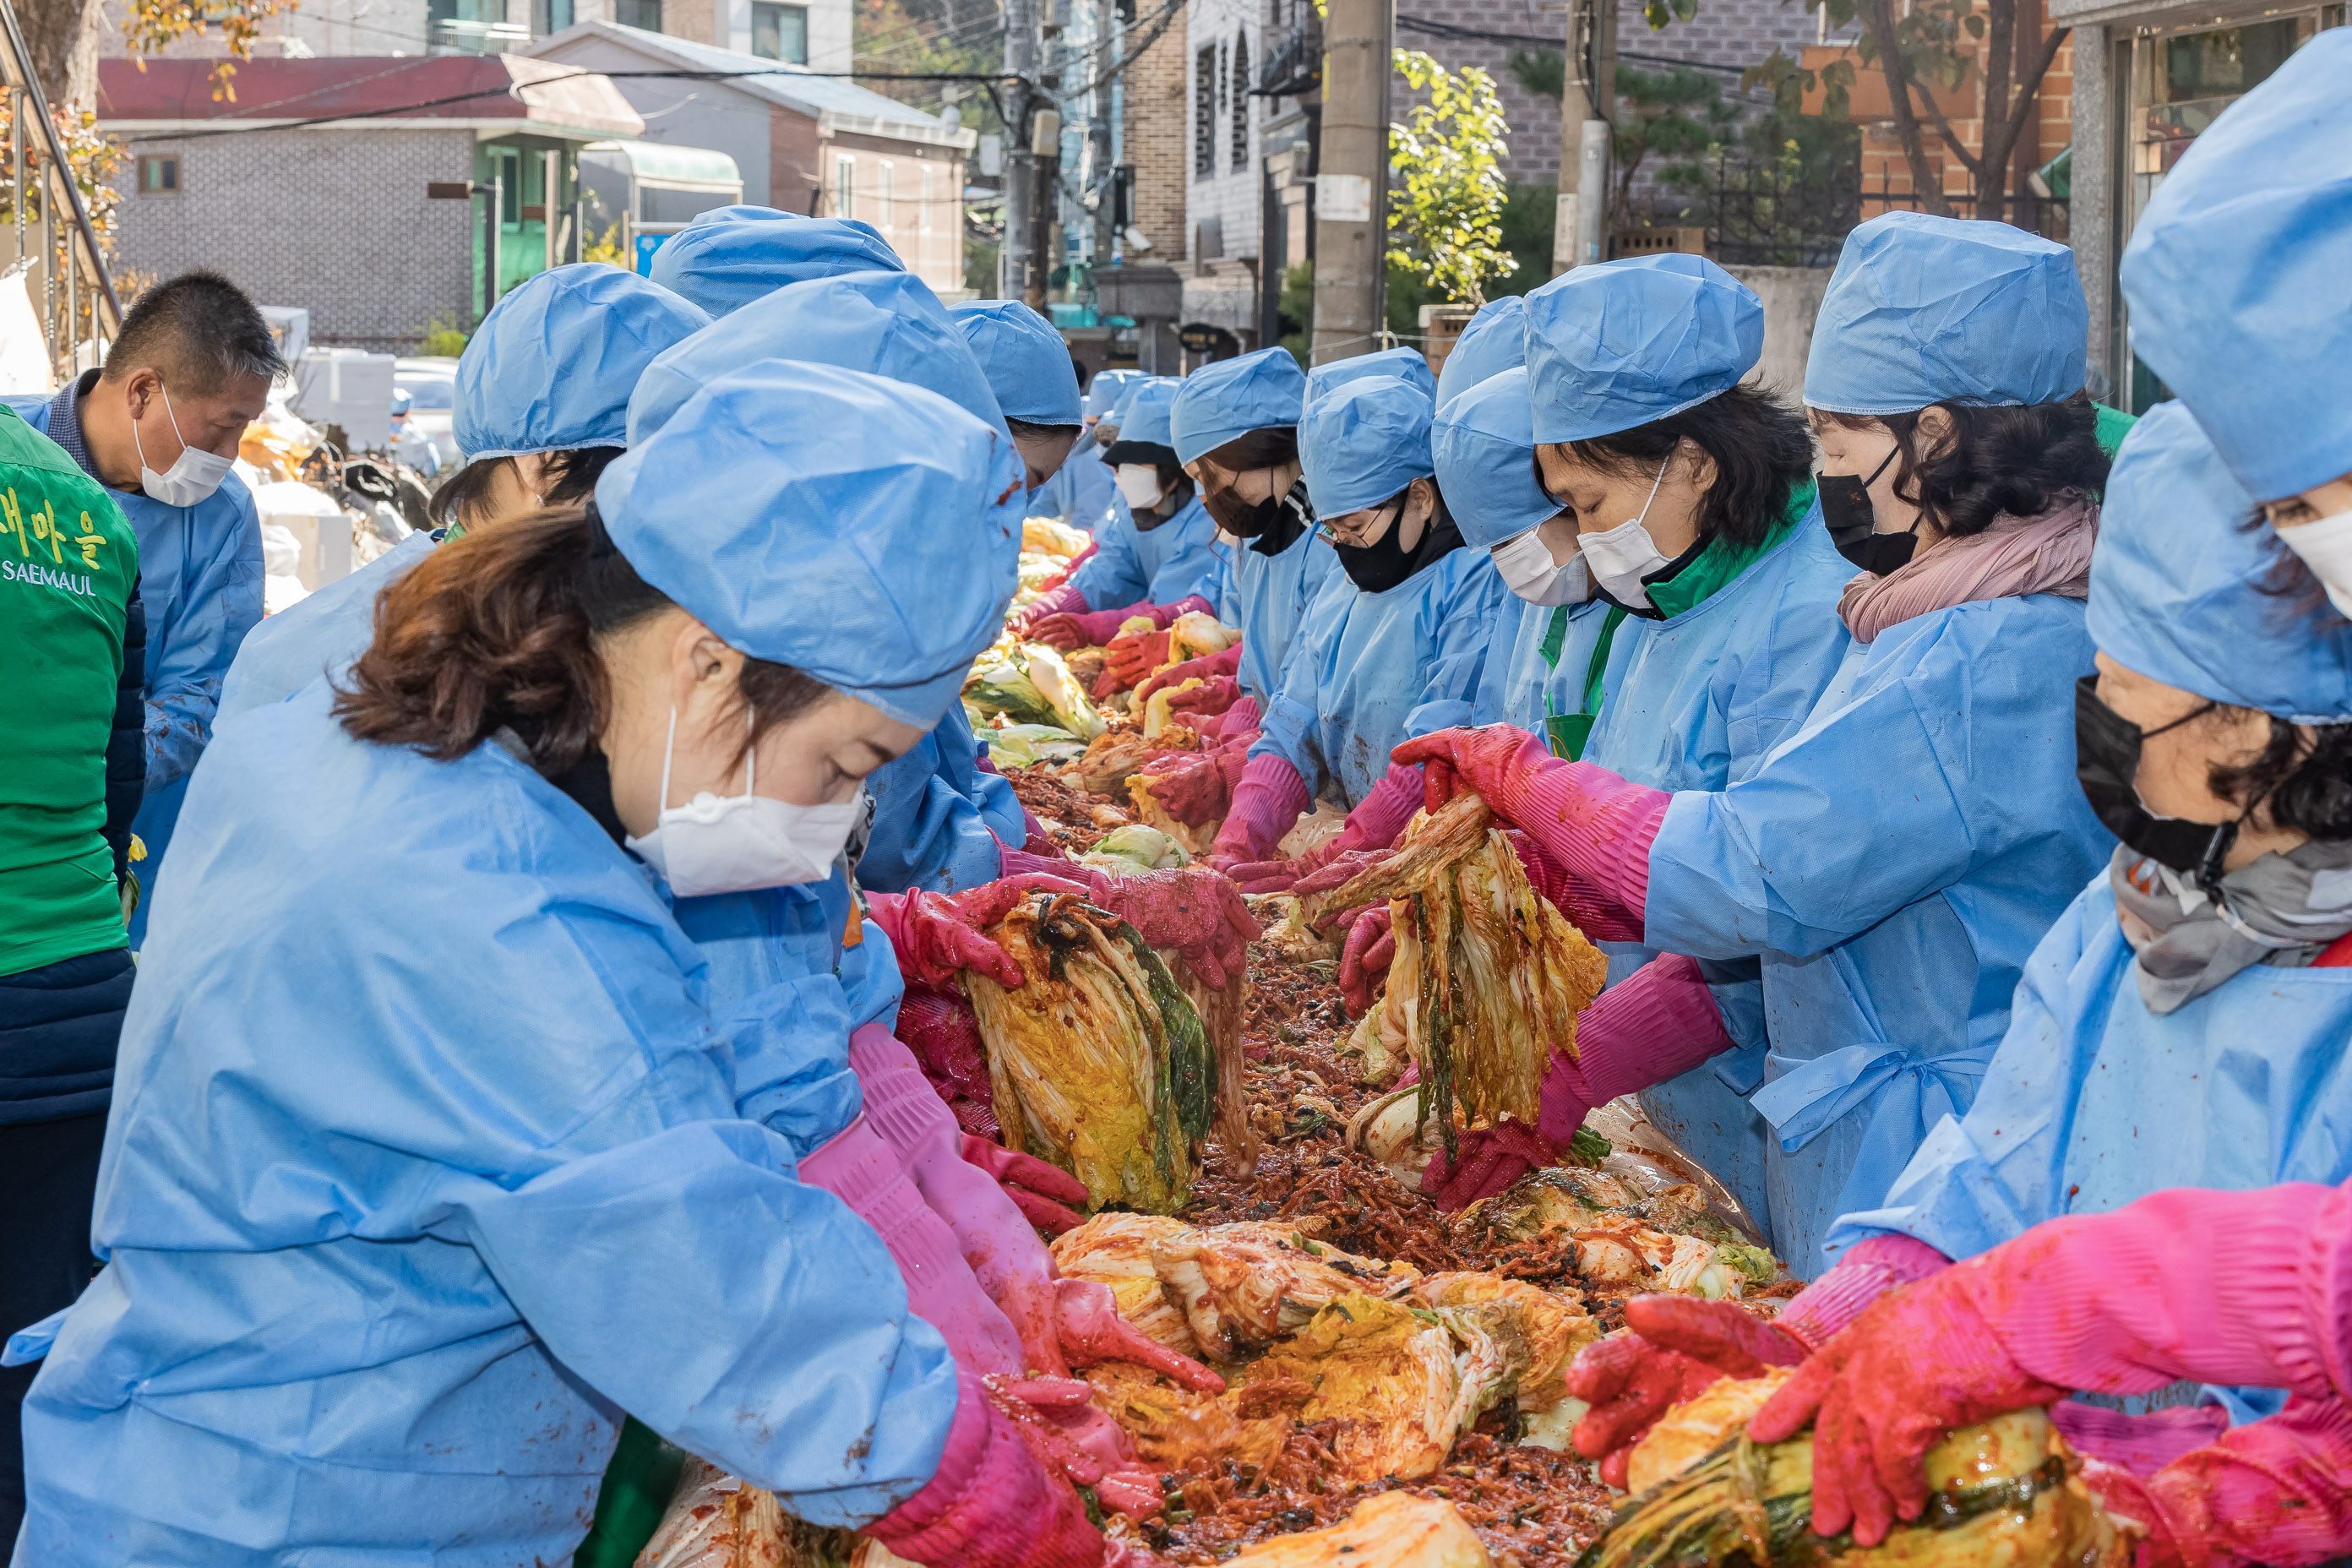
[105,270,286,394]
[1813,393,2109,539]
[1202,427,1298,471]
[1545,382,1815,551]
[1006,416,1083,442]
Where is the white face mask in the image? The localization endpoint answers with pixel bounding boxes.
[133,383,235,508]
[1115,463,1166,510]
[2275,509,2352,621]
[1577,463,1673,610]
[623,707,863,896]
[1489,529,1591,607]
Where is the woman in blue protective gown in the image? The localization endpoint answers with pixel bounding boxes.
[1402,215,2120,1272]
[3,363,1127,1568]
[1561,400,2352,1498]
[1203,372,1508,894]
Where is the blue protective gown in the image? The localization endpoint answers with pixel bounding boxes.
[1028,442,1115,531]
[1578,509,1855,1232]
[1067,492,1223,609]
[1644,592,2115,1275]
[213,529,901,1026]
[859,701,1027,895]
[1212,525,1344,711]
[18,396,264,949]
[9,688,958,1566]
[1250,546,1508,810]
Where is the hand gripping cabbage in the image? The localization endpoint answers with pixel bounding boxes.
[1582,1378,2130,1568]
[1294,792,1608,1154]
[965,890,1219,1212]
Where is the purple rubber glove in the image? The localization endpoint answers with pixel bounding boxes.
[1208,751,1311,867]
[861,1374,1113,1568]
[1393,725,1670,920]
[1417,952,1740,1210]
[1011,581,1092,640]
[798,1113,1030,1375]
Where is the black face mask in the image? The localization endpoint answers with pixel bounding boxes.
[2074,676,2240,882]
[1821,445,1917,574]
[1331,492,1464,594]
[1203,480,1288,539]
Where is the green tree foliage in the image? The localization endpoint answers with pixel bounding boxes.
[1386,49,1517,307]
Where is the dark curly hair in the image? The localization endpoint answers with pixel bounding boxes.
[1815,393,2110,538]
[1541,382,1816,551]
[336,502,830,773]
[426,445,625,530]
[2208,713,2352,843]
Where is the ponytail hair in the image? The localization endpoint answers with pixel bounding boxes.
[335,502,831,771]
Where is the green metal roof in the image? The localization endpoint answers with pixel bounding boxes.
[581,139,742,189]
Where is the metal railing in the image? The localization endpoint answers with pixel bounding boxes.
[0,0,122,378]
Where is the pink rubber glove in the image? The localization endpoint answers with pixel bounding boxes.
[798,1114,1030,1375]
[894,984,999,1140]
[861,1374,1111,1568]
[1054,1277,1227,1393]
[1227,763,1426,894]
[866,876,1096,988]
[849,1025,1069,1363]
[961,1133,1092,1235]
[1156,675,1242,727]
[1511,832,1644,944]
[1337,905,1393,1015]
[1752,1178,2352,1539]
[1139,744,1250,827]
[1393,725,1669,920]
[2082,1397,2352,1568]
[2055,1402,2231,1474]
[1565,1233,1948,1485]
[1209,751,1311,867]
[1214,695,1262,738]
[1014,582,1092,642]
[1415,953,1739,1211]
[1136,640,1244,704]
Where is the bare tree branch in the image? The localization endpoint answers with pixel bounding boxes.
[1906,76,1984,181]
[1868,0,1952,217]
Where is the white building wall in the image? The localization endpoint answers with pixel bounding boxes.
[530,30,775,206]
[1182,0,1261,264]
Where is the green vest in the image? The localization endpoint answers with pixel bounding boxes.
[0,402,139,974]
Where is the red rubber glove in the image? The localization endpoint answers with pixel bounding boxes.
[1055,1277,1227,1392]
[961,1133,1092,1235]
[1158,675,1241,726]
[1511,832,1644,944]
[1136,640,1243,704]
[1415,1118,1554,1212]
[1337,905,1393,1015]
[1228,763,1428,895]
[1208,752,1311,867]
[1102,628,1173,691]
[895,983,999,1138]
[1081,865,1262,990]
[863,1375,1112,1568]
[867,876,1095,988]
[2081,1399,2352,1568]
[1139,745,1249,827]
[1393,726,1669,921]
[1568,1296,1813,1488]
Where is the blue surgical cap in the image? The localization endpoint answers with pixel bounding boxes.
[1525,253,1762,444]
[1171,347,1306,466]
[1110,378,1183,451]
[2089,400,2352,723]
[950,300,1082,426]
[2121,29,2352,502]
[1109,375,1173,432]
[649,207,905,318]
[455,264,710,461]
[1306,346,1436,405]
[389,387,412,417]
[1804,212,2087,417]
[1435,296,1528,411]
[1087,368,1145,420]
[1433,368,1555,548]
[628,270,1003,444]
[1300,374,1436,519]
[598,359,1024,731]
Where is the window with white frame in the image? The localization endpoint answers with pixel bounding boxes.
[834,154,855,220]
[1194,45,1217,176]
[1230,36,1250,170]
[876,160,894,228]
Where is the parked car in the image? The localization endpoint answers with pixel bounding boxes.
[393,356,461,469]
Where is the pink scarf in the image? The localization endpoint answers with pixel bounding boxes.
[1839,496,2099,643]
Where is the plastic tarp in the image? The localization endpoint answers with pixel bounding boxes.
[0,261,54,395]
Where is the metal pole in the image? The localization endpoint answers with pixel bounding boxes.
[1309,0,1391,364]
[0,0,121,332]
[1001,0,1038,302]
[1551,0,1614,273]
[482,177,503,319]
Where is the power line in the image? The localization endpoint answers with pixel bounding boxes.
[1395,13,1758,78]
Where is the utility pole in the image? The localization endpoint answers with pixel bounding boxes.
[1002,0,1041,301]
[1549,0,1614,274]
[1309,0,1391,365]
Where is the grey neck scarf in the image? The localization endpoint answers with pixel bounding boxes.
[2110,841,2352,1015]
